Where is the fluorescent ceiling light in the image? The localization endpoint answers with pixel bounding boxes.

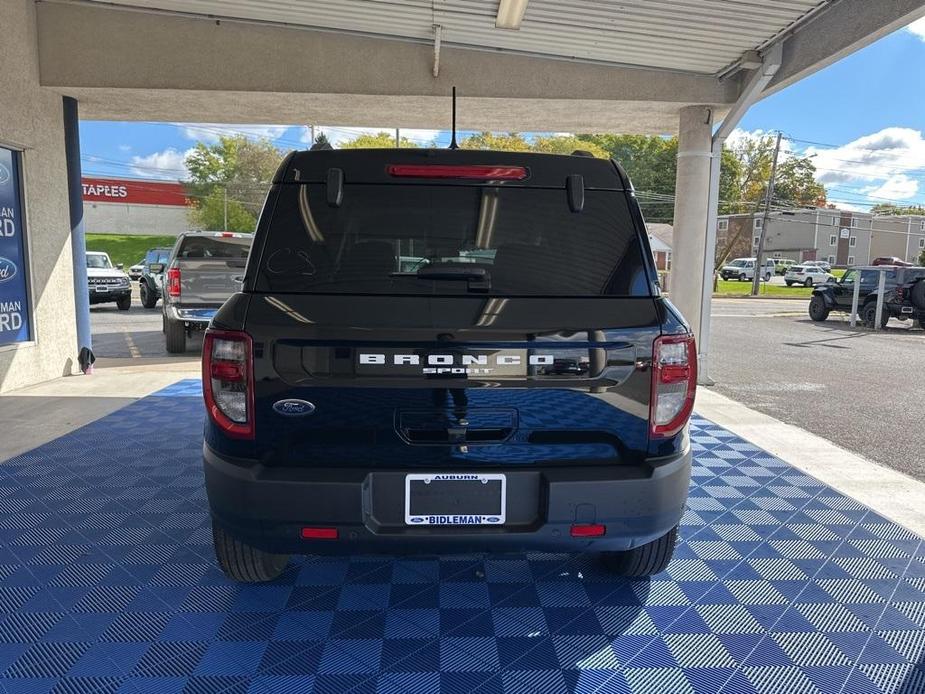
[496,0,528,30]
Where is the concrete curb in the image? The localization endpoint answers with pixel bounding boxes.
[696,388,925,536]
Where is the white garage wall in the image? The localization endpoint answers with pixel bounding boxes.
[84,202,195,236]
[0,0,80,393]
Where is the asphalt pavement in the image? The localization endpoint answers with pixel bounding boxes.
[708,297,925,480]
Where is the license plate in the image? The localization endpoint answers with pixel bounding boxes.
[95,286,109,293]
[405,473,506,526]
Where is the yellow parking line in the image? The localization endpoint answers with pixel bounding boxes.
[122,330,141,358]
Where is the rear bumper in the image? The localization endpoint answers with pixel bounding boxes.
[203,442,692,556]
[165,305,217,326]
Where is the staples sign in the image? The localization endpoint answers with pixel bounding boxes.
[82,177,187,206]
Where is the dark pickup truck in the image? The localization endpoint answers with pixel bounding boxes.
[202,148,696,582]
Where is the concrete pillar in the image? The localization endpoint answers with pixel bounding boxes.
[670,105,713,347]
[64,97,92,360]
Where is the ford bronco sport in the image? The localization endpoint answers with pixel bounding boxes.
[202,149,696,583]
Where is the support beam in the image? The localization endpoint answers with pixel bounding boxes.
[670,105,714,356]
[63,97,92,365]
[697,43,782,384]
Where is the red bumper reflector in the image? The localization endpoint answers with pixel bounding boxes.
[387,164,528,180]
[301,527,338,540]
[570,524,606,538]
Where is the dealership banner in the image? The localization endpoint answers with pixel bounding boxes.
[0,146,30,345]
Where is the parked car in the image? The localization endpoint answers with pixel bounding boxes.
[771,258,795,275]
[803,260,832,272]
[128,259,145,281]
[138,247,172,308]
[871,256,913,267]
[202,148,696,583]
[160,232,252,353]
[719,257,774,282]
[806,266,925,327]
[784,264,834,287]
[86,251,131,310]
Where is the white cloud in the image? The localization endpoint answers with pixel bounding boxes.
[726,128,795,157]
[805,127,925,188]
[862,174,919,201]
[130,148,193,180]
[176,123,291,143]
[906,16,925,40]
[118,144,132,153]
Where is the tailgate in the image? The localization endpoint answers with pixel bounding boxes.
[248,294,660,468]
[175,258,246,305]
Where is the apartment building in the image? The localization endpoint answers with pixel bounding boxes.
[716,208,925,266]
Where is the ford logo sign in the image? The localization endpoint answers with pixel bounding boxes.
[0,164,9,186]
[272,399,316,417]
[410,517,424,523]
[0,257,17,283]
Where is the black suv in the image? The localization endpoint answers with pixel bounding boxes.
[202,149,696,583]
[809,266,925,328]
[138,247,171,308]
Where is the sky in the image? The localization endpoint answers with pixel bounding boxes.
[79,17,925,213]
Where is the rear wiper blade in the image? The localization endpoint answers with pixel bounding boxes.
[415,265,491,292]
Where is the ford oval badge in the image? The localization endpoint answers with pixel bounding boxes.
[0,258,17,284]
[272,399,316,417]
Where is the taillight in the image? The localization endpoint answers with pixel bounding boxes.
[386,164,528,180]
[167,267,181,297]
[202,330,254,439]
[650,334,697,438]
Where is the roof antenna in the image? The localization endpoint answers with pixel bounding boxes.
[449,87,459,150]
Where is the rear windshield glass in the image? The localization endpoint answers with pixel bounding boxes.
[255,184,651,296]
[176,236,252,259]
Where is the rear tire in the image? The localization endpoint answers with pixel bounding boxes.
[809,295,829,321]
[738,273,746,282]
[165,316,186,353]
[785,281,793,287]
[600,525,678,577]
[764,272,771,282]
[862,302,889,329]
[804,278,813,288]
[116,294,131,311]
[212,523,289,583]
[140,281,158,308]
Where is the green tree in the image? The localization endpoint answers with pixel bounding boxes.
[530,135,608,158]
[460,132,532,151]
[185,135,283,232]
[919,248,925,267]
[339,132,421,149]
[870,203,925,216]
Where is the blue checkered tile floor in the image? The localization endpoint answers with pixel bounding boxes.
[2,379,925,693]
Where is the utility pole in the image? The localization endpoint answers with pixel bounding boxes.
[751,131,782,296]
[395,128,400,148]
[309,125,315,144]
[223,186,228,231]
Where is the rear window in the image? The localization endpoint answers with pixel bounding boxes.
[255,184,651,296]
[176,236,251,259]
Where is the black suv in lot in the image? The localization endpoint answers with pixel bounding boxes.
[809,266,925,328]
[202,149,696,582]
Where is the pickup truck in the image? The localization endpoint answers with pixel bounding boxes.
[157,232,252,353]
[201,148,696,583]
